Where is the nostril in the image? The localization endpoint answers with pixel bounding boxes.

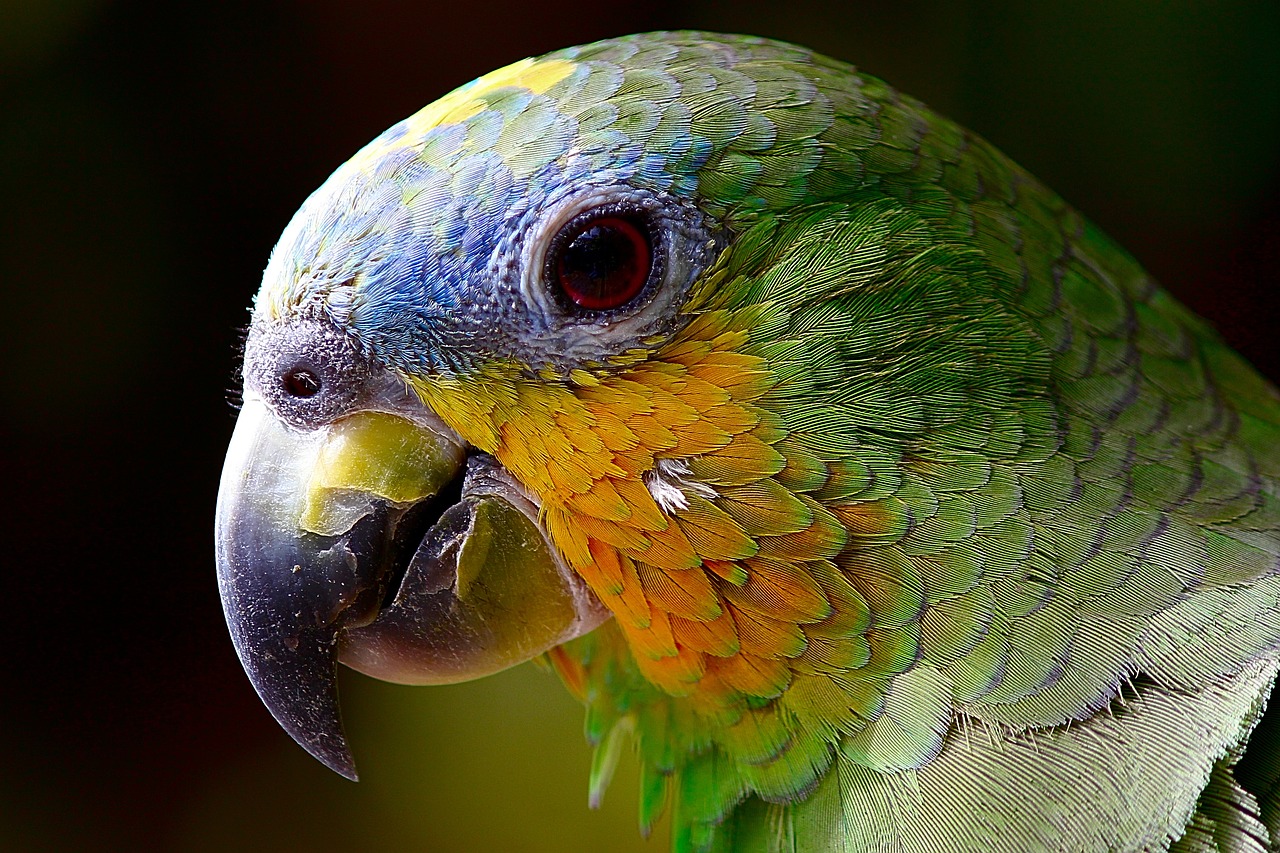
[283,368,321,398]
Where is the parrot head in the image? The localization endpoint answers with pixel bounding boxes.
[217,36,760,779]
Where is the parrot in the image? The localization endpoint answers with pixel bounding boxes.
[214,31,1280,852]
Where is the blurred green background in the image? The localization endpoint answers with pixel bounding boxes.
[2,1,1277,850]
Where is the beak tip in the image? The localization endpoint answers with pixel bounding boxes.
[245,653,361,781]
[224,612,361,782]
[307,736,360,782]
[246,652,361,781]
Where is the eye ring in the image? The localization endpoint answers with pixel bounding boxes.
[547,209,657,312]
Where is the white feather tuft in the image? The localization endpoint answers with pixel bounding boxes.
[643,458,716,513]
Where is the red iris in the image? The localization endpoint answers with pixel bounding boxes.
[554,215,651,310]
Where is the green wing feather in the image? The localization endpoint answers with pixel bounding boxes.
[731,660,1275,853]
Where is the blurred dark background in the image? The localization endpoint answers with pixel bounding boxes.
[2,1,1277,850]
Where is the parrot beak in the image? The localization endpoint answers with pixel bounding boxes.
[215,395,608,780]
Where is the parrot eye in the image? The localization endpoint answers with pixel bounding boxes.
[514,187,712,367]
[283,368,321,398]
[549,212,654,311]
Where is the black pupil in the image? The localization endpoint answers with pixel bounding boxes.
[283,368,321,398]
[557,216,649,310]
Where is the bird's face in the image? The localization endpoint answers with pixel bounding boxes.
[217,48,739,778]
